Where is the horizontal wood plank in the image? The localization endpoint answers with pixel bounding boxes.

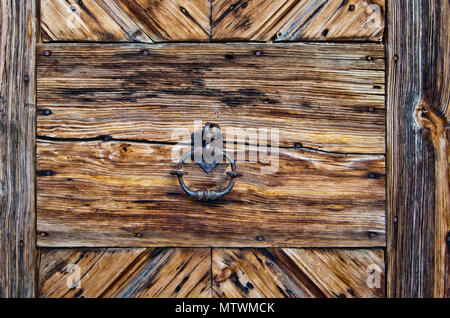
[37,140,385,247]
[37,43,385,154]
[39,248,211,297]
[212,248,385,298]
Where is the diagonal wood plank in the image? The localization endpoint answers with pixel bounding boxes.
[212,0,385,42]
[116,0,211,42]
[39,248,211,298]
[40,0,153,42]
[212,0,299,41]
[275,0,385,42]
[212,248,385,298]
[283,248,385,297]
[107,248,211,297]
[41,0,210,42]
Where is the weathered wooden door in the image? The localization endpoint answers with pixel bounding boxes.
[1,0,448,298]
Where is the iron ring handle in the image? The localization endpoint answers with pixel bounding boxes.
[171,150,241,201]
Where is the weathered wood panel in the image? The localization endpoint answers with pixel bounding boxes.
[212,248,385,298]
[37,140,385,247]
[387,0,450,297]
[39,248,211,297]
[40,0,152,42]
[212,0,385,42]
[36,43,385,154]
[41,0,210,42]
[41,0,385,42]
[0,0,36,297]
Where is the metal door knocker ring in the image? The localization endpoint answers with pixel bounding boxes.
[170,123,242,201]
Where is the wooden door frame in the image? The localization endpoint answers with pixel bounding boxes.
[0,0,448,297]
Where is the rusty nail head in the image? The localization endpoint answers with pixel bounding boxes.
[368,106,375,112]
[142,49,148,56]
[135,233,142,238]
[349,4,355,11]
[24,75,30,82]
[40,232,48,237]
[256,236,264,241]
[393,216,398,223]
[369,232,376,239]
[19,240,24,247]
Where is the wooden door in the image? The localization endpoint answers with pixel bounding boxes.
[1,0,448,298]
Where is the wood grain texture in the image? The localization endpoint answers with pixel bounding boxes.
[41,0,210,42]
[0,0,36,297]
[40,0,153,42]
[387,0,450,297]
[212,248,385,298]
[41,0,385,42]
[212,0,385,42]
[115,0,211,41]
[37,140,385,247]
[36,43,385,154]
[39,248,211,297]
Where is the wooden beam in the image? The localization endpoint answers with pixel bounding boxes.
[387,0,450,297]
[36,42,386,154]
[36,140,386,247]
[0,0,36,297]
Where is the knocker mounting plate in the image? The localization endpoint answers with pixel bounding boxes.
[171,123,241,201]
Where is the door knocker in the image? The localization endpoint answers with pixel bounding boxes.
[171,123,241,201]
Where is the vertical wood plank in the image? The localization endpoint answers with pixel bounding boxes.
[387,0,450,297]
[0,0,36,297]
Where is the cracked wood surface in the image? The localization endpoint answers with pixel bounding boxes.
[0,0,36,297]
[40,0,385,42]
[36,43,385,154]
[36,140,385,247]
[36,42,385,247]
[387,0,450,297]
